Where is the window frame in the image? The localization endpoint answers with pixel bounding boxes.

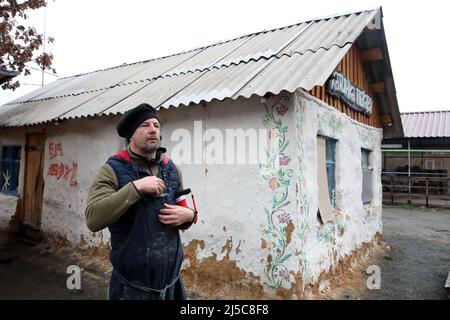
[325,138,337,207]
[1,145,22,196]
[361,148,373,204]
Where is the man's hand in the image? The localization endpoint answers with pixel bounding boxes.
[133,176,165,197]
[159,203,194,226]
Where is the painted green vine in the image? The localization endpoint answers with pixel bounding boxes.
[294,96,311,272]
[317,111,344,136]
[260,95,294,288]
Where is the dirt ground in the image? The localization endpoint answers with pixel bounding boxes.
[0,206,449,300]
[335,206,450,300]
[0,232,110,300]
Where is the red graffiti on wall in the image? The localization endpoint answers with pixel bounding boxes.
[48,142,63,160]
[47,142,78,187]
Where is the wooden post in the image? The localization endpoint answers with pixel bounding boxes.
[426,178,429,207]
[407,140,411,205]
[391,176,394,204]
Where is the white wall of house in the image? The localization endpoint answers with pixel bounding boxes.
[0,90,382,297]
[161,90,382,297]
[291,90,383,288]
[160,95,285,295]
[40,116,122,246]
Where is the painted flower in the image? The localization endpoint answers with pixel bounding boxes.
[279,155,291,166]
[276,104,289,116]
[277,212,290,224]
[269,177,279,191]
[278,268,290,281]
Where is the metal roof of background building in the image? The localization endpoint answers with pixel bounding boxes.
[401,111,450,138]
[0,7,400,133]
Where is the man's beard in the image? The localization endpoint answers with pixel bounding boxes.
[138,139,159,154]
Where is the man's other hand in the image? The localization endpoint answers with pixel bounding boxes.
[158,203,195,226]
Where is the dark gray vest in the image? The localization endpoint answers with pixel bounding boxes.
[106,150,185,300]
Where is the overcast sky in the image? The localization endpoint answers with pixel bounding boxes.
[1,0,448,112]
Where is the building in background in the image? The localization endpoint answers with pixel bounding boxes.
[382,110,450,207]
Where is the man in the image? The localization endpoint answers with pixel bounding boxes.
[85,103,196,300]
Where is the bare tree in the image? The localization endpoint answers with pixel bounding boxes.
[0,0,55,90]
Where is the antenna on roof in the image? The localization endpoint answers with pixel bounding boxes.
[41,5,47,87]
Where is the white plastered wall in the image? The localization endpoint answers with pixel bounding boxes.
[161,89,383,295]
[291,89,383,286]
[160,95,282,284]
[39,116,122,246]
[0,89,383,297]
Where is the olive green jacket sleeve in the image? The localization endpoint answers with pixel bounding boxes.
[85,162,193,232]
[85,164,141,232]
[174,165,194,231]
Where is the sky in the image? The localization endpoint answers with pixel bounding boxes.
[0,0,449,112]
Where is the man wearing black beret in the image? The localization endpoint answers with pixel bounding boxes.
[85,103,197,300]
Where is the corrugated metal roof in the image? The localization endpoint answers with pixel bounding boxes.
[401,111,450,138]
[0,8,381,127]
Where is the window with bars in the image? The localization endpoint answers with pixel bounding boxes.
[1,146,21,196]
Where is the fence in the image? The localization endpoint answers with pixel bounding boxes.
[382,172,450,208]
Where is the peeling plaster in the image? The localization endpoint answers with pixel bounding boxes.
[221,237,233,259]
[235,240,242,255]
[285,220,295,246]
[182,239,266,299]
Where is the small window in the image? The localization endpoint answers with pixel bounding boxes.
[1,146,21,195]
[317,136,337,224]
[325,138,337,207]
[361,148,372,203]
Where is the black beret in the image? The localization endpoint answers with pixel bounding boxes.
[116,103,159,139]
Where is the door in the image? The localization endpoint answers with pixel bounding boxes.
[20,133,45,241]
